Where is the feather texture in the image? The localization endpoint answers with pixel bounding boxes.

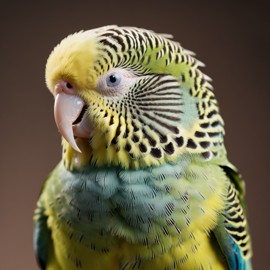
[34,26,252,270]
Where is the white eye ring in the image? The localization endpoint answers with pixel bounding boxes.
[106,72,121,87]
[96,68,139,97]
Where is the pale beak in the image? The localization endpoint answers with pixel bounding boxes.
[53,81,91,153]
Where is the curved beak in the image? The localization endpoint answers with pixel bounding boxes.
[54,92,85,152]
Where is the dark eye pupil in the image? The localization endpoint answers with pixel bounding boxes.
[109,75,117,83]
[106,72,121,87]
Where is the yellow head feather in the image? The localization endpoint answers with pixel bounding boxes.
[45,31,98,93]
[45,26,224,170]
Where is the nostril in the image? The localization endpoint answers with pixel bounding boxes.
[54,80,76,95]
[66,82,72,89]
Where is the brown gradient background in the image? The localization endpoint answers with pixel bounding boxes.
[1,1,269,269]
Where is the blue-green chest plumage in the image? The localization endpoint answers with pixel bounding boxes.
[40,154,231,269]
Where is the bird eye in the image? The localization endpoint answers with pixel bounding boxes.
[106,72,121,87]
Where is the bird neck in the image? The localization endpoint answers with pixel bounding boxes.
[62,138,92,171]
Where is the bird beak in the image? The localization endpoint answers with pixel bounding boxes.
[54,92,85,153]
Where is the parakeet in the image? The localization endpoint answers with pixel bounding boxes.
[34,25,252,270]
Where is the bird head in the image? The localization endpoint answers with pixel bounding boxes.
[46,26,224,170]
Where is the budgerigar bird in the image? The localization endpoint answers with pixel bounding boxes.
[34,25,252,270]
